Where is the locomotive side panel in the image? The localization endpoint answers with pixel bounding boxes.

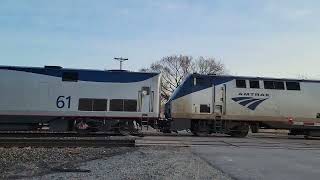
[226,79,282,120]
[0,67,161,126]
[225,80,320,123]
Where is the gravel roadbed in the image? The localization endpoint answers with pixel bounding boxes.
[37,146,231,180]
[0,146,231,180]
[0,147,133,179]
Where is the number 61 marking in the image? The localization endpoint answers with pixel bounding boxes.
[56,96,71,109]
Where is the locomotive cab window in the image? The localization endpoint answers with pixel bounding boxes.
[286,82,301,90]
[249,80,260,89]
[236,80,246,88]
[195,78,211,86]
[62,72,78,82]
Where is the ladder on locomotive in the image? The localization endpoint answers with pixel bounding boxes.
[214,116,227,134]
[140,114,149,130]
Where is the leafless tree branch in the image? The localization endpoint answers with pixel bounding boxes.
[140,55,226,103]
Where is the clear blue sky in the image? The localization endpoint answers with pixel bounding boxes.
[1,0,319,78]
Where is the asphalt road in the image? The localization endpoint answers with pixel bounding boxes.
[137,133,320,180]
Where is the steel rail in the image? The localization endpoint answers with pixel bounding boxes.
[0,137,135,148]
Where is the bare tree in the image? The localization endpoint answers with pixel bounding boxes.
[141,55,226,102]
[193,56,225,75]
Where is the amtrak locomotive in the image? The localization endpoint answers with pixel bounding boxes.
[1,65,320,137]
[165,73,320,137]
[0,66,161,134]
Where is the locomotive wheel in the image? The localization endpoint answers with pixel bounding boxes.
[118,120,136,136]
[74,120,90,134]
[250,124,259,133]
[192,120,210,136]
[193,131,210,136]
[304,131,311,139]
[119,129,131,136]
[229,124,249,138]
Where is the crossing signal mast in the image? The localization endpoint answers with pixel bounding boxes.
[114,57,128,70]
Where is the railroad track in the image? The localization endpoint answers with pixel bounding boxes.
[136,141,320,150]
[136,135,320,150]
[137,141,320,150]
[0,137,135,148]
[0,130,317,149]
[0,132,136,147]
[0,131,122,138]
[0,130,292,138]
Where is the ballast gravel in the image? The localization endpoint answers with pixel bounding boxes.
[0,147,132,179]
[0,146,231,180]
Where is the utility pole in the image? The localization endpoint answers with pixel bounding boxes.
[114,57,128,70]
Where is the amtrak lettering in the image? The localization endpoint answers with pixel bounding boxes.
[238,92,270,97]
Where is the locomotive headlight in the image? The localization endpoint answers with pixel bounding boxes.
[142,90,148,96]
[141,86,150,96]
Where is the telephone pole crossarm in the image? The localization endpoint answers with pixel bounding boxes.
[114,57,128,70]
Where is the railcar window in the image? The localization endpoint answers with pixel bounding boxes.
[200,104,210,113]
[62,72,78,82]
[110,99,124,111]
[78,98,93,111]
[124,100,137,112]
[275,81,285,90]
[249,80,260,89]
[236,80,246,88]
[286,82,301,90]
[264,81,275,89]
[92,99,108,111]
